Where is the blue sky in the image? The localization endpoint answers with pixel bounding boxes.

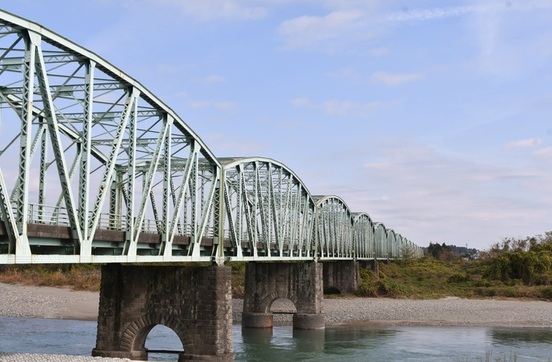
[5,0,552,250]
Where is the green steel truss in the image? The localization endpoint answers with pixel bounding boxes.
[0,10,221,263]
[220,157,315,261]
[0,10,423,264]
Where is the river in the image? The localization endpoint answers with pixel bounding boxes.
[1,316,551,361]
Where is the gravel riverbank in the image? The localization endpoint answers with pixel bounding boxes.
[1,283,551,361]
[1,282,550,328]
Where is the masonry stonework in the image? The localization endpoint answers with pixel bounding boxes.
[322,260,360,294]
[92,264,234,361]
[242,261,324,330]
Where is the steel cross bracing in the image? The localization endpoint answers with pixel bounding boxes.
[313,195,354,260]
[352,212,376,260]
[374,223,387,259]
[0,10,424,264]
[220,157,315,261]
[0,10,222,264]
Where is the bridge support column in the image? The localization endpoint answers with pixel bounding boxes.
[92,264,233,361]
[360,259,379,277]
[323,260,360,294]
[242,261,324,330]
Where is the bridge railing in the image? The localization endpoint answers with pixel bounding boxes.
[23,203,182,235]
[26,203,69,226]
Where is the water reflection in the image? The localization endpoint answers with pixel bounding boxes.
[238,326,398,361]
[293,329,325,352]
[1,317,552,361]
[236,325,552,361]
[323,326,397,355]
[490,328,552,345]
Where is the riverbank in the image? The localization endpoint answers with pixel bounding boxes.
[0,282,550,328]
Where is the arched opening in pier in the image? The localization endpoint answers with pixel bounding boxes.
[270,297,297,326]
[323,286,342,295]
[144,324,184,361]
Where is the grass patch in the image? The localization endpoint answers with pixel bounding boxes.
[1,256,551,300]
[226,261,246,298]
[356,257,552,300]
[0,264,100,291]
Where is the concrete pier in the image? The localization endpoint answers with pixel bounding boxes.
[242,261,324,330]
[92,264,234,361]
[323,260,360,294]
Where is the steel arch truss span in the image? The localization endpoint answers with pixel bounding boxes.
[386,229,398,259]
[314,195,354,260]
[352,212,376,260]
[221,157,315,261]
[0,10,222,264]
[374,223,388,260]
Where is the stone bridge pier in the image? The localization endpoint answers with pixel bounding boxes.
[242,261,324,330]
[92,264,234,361]
[359,259,380,277]
[323,260,360,294]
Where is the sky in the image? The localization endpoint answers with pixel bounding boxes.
[3,0,552,251]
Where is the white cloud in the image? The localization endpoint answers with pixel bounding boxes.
[326,67,360,82]
[291,97,397,117]
[369,47,389,56]
[371,71,423,86]
[534,146,552,159]
[201,133,266,154]
[463,0,552,77]
[321,99,385,116]
[291,97,312,107]
[386,5,475,22]
[204,74,226,84]
[274,0,552,69]
[277,10,378,51]
[356,140,552,249]
[186,99,238,111]
[386,1,552,23]
[150,0,267,20]
[505,138,542,149]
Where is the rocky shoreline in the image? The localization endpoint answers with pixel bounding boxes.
[0,282,550,328]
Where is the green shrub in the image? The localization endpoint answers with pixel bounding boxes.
[539,286,552,300]
[447,274,471,283]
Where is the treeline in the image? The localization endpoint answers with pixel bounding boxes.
[427,232,552,287]
[425,242,479,260]
[481,232,552,285]
[355,231,552,300]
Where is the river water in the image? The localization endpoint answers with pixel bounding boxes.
[1,316,551,361]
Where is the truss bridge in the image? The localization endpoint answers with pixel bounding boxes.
[0,9,424,361]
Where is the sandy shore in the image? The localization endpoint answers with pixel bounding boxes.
[0,282,550,328]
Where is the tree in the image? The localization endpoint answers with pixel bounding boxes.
[484,232,552,285]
